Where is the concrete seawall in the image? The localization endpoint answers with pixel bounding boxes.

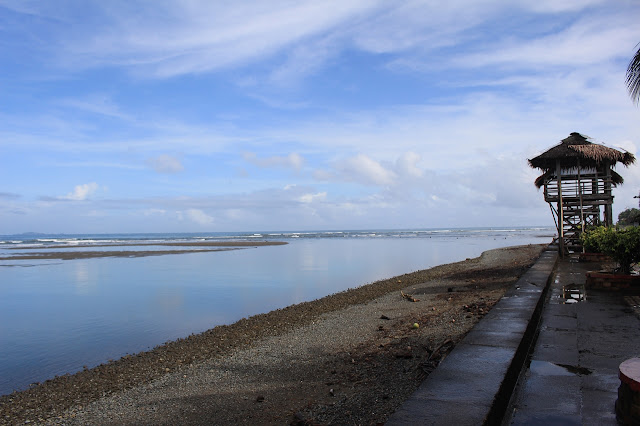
[387,246,558,425]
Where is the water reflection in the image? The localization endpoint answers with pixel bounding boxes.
[73,262,94,294]
[0,233,550,395]
[153,287,185,313]
[560,284,586,304]
[301,242,328,271]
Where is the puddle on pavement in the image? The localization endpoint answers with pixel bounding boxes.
[558,284,586,304]
[530,360,592,376]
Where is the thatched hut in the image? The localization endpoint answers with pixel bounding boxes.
[529,132,636,253]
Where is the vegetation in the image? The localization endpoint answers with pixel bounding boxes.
[582,226,640,274]
[628,44,640,104]
[618,208,640,226]
[618,209,640,226]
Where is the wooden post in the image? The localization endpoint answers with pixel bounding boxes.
[577,158,584,231]
[592,170,600,225]
[557,160,564,255]
[604,161,613,226]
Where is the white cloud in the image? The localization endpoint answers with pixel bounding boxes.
[62,182,99,201]
[614,140,637,155]
[185,209,214,226]
[395,152,422,178]
[614,164,640,214]
[143,208,167,216]
[2,1,639,234]
[299,192,327,203]
[148,154,184,174]
[335,154,397,186]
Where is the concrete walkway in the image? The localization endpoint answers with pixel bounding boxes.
[506,255,640,425]
[387,247,640,425]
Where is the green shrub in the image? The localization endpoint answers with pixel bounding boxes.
[581,226,640,274]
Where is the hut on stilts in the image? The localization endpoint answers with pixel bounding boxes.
[529,132,636,254]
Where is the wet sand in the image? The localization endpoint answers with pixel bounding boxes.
[0,241,287,261]
[8,241,288,250]
[0,244,546,425]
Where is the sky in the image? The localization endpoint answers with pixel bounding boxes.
[1,0,640,234]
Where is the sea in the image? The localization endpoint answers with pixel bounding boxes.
[0,227,554,396]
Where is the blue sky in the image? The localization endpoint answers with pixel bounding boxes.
[1,0,640,234]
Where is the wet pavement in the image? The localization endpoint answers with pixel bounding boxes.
[506,256,640,425]
[387,248,640,425]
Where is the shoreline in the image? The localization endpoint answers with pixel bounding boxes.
[0,243,547,425]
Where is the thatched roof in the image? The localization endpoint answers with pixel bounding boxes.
[528,132,636,171]
[534,169,625,189]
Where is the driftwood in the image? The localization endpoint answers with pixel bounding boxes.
[418,338,455,379]
[428,338,453,362]
[400,291,419,302]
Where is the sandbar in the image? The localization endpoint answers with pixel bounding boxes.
[8,241,288,250]
[0,241,287,261]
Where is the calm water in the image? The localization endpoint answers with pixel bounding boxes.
[0,227,553,395]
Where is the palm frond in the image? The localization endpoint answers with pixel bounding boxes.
[627,44,640,105]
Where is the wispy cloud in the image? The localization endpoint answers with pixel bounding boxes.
[7,1,615,81]
[40,1,382,78]
[147,154,184,174]
[44,158,145,170]
[453,14,639,70]
[58,94,132,120]
[243,152,305,171]
[0,192,21,200]
[1,1,639,233]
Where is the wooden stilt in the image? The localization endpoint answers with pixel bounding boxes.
[557,160,564,256]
